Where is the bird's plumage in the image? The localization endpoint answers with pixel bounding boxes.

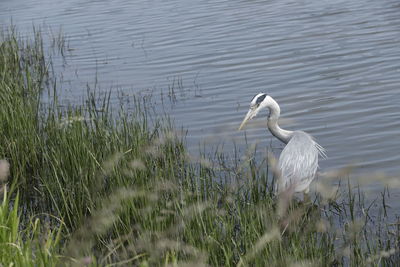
[275,131,324,194]
[239,93,325,195]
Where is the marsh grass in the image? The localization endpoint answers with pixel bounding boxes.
[1,27,400,266]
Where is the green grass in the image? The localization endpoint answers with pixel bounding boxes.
[0,27,399,266]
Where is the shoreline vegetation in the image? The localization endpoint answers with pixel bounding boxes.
[0,27,399,266]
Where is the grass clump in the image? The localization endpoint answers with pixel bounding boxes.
[1,27,400,266]
[0,160,62,266]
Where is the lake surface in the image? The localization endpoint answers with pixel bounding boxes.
[1,0,400,193]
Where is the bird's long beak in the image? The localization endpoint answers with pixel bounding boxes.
[238,109,254,130]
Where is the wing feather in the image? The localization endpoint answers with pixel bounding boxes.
[275,131,324,194]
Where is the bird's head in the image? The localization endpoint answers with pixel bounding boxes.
[238,93,272,130]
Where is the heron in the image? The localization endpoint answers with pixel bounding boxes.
[238,93,326,200]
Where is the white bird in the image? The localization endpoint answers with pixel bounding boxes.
[239,93,326,198]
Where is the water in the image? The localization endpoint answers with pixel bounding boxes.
[1,0,400,191]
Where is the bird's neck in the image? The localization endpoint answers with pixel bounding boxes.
[266,99,293,144]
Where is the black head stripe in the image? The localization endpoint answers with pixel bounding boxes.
[251,93,259,102]
[256,94,267,105]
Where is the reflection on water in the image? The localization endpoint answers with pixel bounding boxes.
[1,0,400,187]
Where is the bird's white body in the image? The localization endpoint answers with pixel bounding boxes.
[275,131,320,194]
[239,93,325,195]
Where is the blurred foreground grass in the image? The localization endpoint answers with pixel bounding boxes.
[0,27,399,266]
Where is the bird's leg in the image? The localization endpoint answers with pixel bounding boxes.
[303,191,311,204]
[303,190,319,214]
